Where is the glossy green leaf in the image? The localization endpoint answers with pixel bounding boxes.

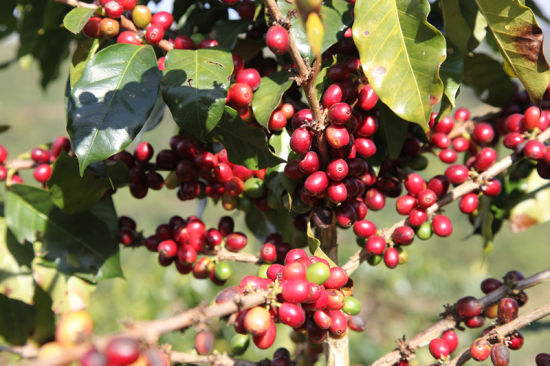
[352,0,446,127]
[475,0,550,104]
[47,152,128,214]
[209,107,284,169]
[278,1,346,60]
[252,71,293,129]
[70,38,100,88]
[33,258,96,314]
[67,44,161,175]
[63,7,95,34]
[463,53,515,106]
[440,0,486,56]
[5,185,122,281]
[213,19,251,50]
[438,48,464,118]
[0,218,34,304]
[378,103,409,159]
[268,129,292,161]
[162,48,233,140]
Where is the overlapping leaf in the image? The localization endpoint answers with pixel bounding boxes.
[162,48,233,140]
[475,0,550,104]
[252,71,293,129]
[352,0,446,127]
[463,53,515,106]
[63,7,95,34]
[67,44,161,175]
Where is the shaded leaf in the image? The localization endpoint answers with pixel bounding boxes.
[463,53,515,106]
[252,71,293,129]
[378,103,409,159]
[510,169,550,232]
[162,48,233,140]
[440,0,486,56]
[70,38,100,88]
[475,0,550,104]
[352,0,446,127]
[438,47,464,118]
[307,220,321,253]
[213,19,251,50]
[209,107,284,169]
[0,0,17,41]
[63,7,95,34]
[5,185,122,281]
[0,294,34,345]
[67,44,161,175]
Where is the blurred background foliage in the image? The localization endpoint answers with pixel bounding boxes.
[1,3,550,366]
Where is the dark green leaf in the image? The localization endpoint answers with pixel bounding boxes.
[378,103,409,159]
[278,1,346,60]
[352,0,446,127]
[0,125,10,134]
[441,0,486,56]
[213,19,251,50]
[0,294,34,345]
[307,221,321,253]
[70,38,101,88]
[30,286,55,343]
[0,0,17,41]
[463,53,515,106]
[438,47,464,118]
[162,48,233,140]
[209,107,284,169]
[67,44,161,175]
[5,185,122,281]
[89,196,119,236]
[252,71,293,129]
[475,0,550,104]
[63,7,95,34]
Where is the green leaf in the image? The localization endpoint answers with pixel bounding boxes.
[463,53,515,106]
[67,44,161,176]
[32,258,96,314]
[162,48,233,140]
[440,0,486,56]
[0,0,17,41]
[438,47,464,118]
[209,107,284,169]
[0,218,34,304]
[70,38,101,88]
[268,129,292,161]
[524,0,550,24]
[63,7,95,34]
[5,185,122,281]
[252,71,293,129]
[378,103,409,159]
[0,294,34,345]
[307,220,321,253]
[475,0,550,104]
[213,19,251,50]
[509,169,550,232]
[47,152,128,214]
[352,0,446,127]
[278,1,346,60]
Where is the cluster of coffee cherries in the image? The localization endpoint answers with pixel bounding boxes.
[427,329,459,362]
[82,0,173,49]
[36,309,168,366]
[0,137,71,185]
[117,214,248,285]
[214,249,364,352]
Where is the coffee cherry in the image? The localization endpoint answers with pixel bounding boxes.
[323,84,344,107]
[465,315,485,328]
[470,338,491,361]
[55,310,94,347]
[31,148,51,164]
[356,115,378,137]
[34,163,52,183]
[119,0,137,11]
[83,16,102,38]
[80,349,107,366]
[429,338,450,359]
[282,279,310,303]
[225,232,247,252]
[456,296,482,318]
[342,296,361,315]
[459,193,478,214]
[327,159,349,181]
[328,103,351,125]
[365,188,385,210]
[266,25,289,55]
[490,342,510,366]
[244,306,271,335]
[383,247,399,268]
[481,178,502,196]
[304,171,329,195]
[132,5,152,28]
[452,136,470,152]
[151,11,173,30]
[328,310,347,337]
[524,106,541,130]
[116,31,140,45]
[441,330,458,353]
[481,278,503,294]
[472,122,495,144]
[104,1,123,18]
[524,139,545,160]
[392,226,414,245]
[99,18,120,38]
[439,149,457,163]
[306,262,330,285]
[432,215,452,237]
[228,82,253,107]
[145,24,164,44]
[497,297,518,324]
[537,353,550,366]
[396,195,416,215]
[354,220,376,238]
[503,132,524,149]
[173,35,194,49]
[355,137,376,158]
[290,128,312,154]
[326,125,350,149]
[417,189,437,208]
[278,302,306,328]
[474,147,497,171]
[197,38,219,48]
[105,337,140,365]
[507,331,523,350]
[454,107,470,121]
[445,164,469,185]
[357,85,378,111]
[408,208,428,227]
[431,132,451,149]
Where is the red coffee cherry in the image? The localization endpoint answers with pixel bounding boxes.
[481,178,502,196]
[282,279,311,303]
[290,128,312,154]
[34,163,52,183]
[304,171,329,195]
[441,330,458,353]
[432,215,452,237]
[328,64,350,82]
[225,232,247,252]
[503,132,524,149]
[456,296,482,318]
[524,139,545,160]
[229,83,253,107]
[80,349,107,366]
[327,182,348,203]
[105,337,140,365]
[83,16,102,38]
[408,208,427,227]
[383,247,399,268]
[353,220,376,238]
[427,175,450,197]
[507,331,523,350]
[134,142,153,162]
[31,148,51,164]
[504,113,524,133]
[472,122,495,144]
[431,132,451,149]
[404,173,426,195]
[396,195,417,215]
[324,267,348,289]
[151,11,173,30]
[356,115,378,137]
[470,338,491,361]
[464,315,485,328]
[266,25,289,55]
[497,297,518,324]
[197,38,219,48]
[490,342,510,366]
[431,115,454,134]
[323,84,344,107]
[104,1,124,18]
[365,188,385,210]
[459,193,479,214]
[236,68,261,91]
[174,35,195,49]
[117,31,141,45]
[452,136,470,152]
[278,302,306,328]
[445,164,469,185]
[391,226,414,245]
[260,243,277,263]
[328,103,352,125]
[357,85,378,111]
[327,159,349,181]
[439,149,457,164]
[298,151,320,174]
[524,106,541,131]
[417,189,437,208]
[313,310,332,329]
[326,125,350,149]
[145,24,165,44]
[195,330,214,355]
[355,138,377,158]
[454,107,470,121]
[253,321,276,349]
[536,353,550,366]
[429,338,450,359]
[474,147,497,171]
[481,278,503,294]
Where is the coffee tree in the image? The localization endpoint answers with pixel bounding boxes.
[2,0,550,365]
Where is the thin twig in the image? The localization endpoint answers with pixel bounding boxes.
[343,127,550,275]
[370,268,550,366]
[448,301,550,366]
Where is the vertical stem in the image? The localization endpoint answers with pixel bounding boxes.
[316,224,350,366]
